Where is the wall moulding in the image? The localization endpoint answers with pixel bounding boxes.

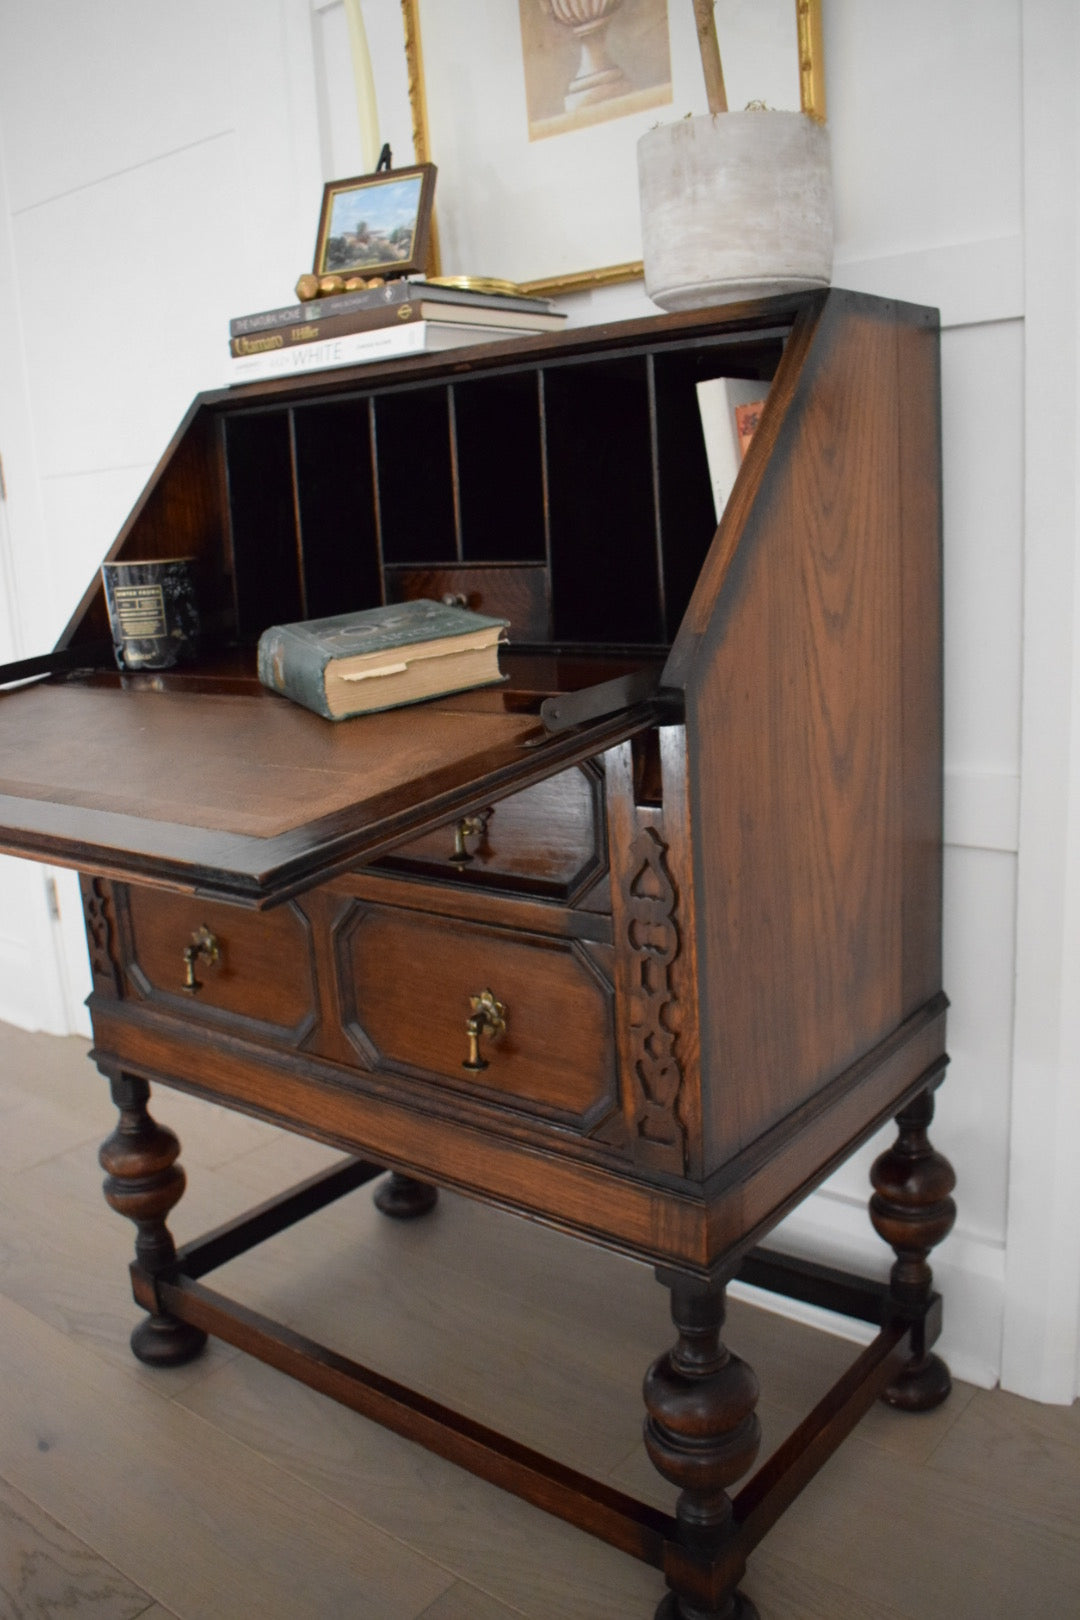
[944,768,1021,854]
[833,234,1024,330]
[760,1188,1007,1390]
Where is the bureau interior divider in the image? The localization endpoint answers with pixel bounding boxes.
[220,327,786,651]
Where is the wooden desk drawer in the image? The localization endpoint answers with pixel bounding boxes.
[121,888,317,1043]
[385,563,549,639]
[335,901,619,1134]
[374,763,605,903]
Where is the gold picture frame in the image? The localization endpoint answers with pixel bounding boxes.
[400,0,825,298]
[312,162,437,282]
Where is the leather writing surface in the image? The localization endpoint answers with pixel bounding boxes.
[0,683,541,836]
[0,667,658,901]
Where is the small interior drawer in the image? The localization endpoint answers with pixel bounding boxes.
[335,901,619,1133]
[374,763,605,902]
[121,887,317,1042]
[385,563,549,639]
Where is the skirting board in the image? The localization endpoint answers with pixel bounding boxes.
[759,1190,1005,1390]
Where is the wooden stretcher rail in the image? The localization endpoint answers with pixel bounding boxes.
[128,1157,932,1596]
[137,1268,677,1567]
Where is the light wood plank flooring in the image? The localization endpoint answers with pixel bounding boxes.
[1,1018,1078,1619]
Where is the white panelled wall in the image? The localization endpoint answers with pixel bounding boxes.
[1000,0,1080,1405]
[0,0,1076,1403]
[0,0,327,1032]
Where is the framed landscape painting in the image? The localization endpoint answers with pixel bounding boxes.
[313,163,437,280]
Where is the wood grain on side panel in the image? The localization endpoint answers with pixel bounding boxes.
[681,297,938,1168]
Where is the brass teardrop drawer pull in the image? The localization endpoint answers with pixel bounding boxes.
[462,989,506,1071]
[449,807,493,864]
[181,924,220,994]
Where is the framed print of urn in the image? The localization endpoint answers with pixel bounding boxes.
[400,0,828,296]
[637,0,834,309]
[541,0,667,118]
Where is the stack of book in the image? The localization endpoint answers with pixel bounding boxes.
[226,279,566,384]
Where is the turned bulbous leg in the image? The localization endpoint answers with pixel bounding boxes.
[99,1072,207,1367]
[870,1085,956,1410]
[644,1270,761,1620]
[373,1172,439,1219]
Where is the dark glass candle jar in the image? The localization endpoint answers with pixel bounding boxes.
[101,558,200,671]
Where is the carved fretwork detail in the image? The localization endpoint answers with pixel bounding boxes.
[625,826,687,1171]
[82,877,122,994]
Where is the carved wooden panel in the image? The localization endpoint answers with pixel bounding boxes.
[623,825,686,1162]
[605,728,700,1176]
[80,875,122,996]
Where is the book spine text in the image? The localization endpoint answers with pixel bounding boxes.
[231,304,424,356]
[227,322,429,383]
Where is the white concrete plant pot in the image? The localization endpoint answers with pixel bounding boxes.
[637,109,833,309]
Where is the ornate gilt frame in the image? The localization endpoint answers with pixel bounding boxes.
[399,0,826,298]
[312,163,437,281]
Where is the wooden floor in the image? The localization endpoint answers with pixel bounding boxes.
[1,1020,1079,1620]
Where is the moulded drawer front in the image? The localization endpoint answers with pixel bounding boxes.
[335,902,619,1131]
[122,888,317,1042]
[375,764,604,900]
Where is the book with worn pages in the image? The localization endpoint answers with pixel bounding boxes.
[256,598,509,720]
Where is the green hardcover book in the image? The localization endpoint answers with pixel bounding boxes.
[256,598,509,720]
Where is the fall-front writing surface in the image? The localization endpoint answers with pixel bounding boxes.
[0,655,661,901]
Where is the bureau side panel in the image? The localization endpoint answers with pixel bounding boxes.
[684,297,943,1168]
[897,317,944,1011]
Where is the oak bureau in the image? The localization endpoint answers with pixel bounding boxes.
[0,288,954,1619]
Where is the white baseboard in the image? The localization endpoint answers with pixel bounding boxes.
[750,1189,1005,1391]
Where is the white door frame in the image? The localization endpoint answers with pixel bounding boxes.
[0,97,89,1037]
[999,0,1080,1404]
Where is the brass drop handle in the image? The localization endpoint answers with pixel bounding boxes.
[441,592,468,609]
[463,989,506,1072]
[449,807,493,865]
[181,924,220,994]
